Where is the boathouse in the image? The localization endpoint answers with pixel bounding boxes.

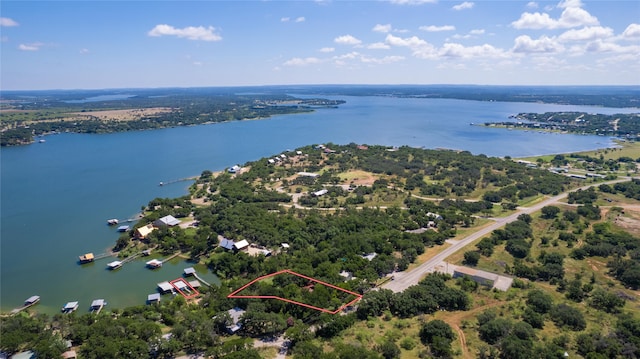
[79,253,94,263]
[25,295,40,306]
[184,267,196,276]
[90,299,106,312]
[147,293,161,304]
[107,261,122,270]
[146,259,163,269]
[62,301,79,313]
[154,215,180,227]
[117,225,130,232]
[157,281,173,293]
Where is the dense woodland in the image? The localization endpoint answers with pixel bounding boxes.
[2,144,639,358]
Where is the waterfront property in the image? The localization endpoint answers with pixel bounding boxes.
[62,301,79,313]
[227,307,246,334]
[9,295,40,315]
[169,278,199,300]
[134,224,155,239]
[153,215,180,227]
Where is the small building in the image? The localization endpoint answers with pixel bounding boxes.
[146,259,163,269]
[362,253,377,261]
[154,215,180,227]
[107,261,122,270]
[78,253,94,264]
[142,249,152,256]
[233,239,250,251]
[281,243,290,249]
[147,293,161,304]
[157,281,173,293]
[135,224,155,239]
[228,165,241,173]
[219,237,235,250]
[227,307,246,334]
[297,172,319,178]
[184,267,196,276]
[312,189,328,197]
[62,301,79,313]
[296,150,303,155]
[117,225,130,232]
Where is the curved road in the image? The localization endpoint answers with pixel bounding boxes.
[382,178,631,293]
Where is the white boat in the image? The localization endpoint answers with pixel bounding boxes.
[107,219,119,225]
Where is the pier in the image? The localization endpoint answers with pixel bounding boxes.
[184,267,213,288]
[79,252,115,264]
[9,296,40,315]
[159,177,195,186]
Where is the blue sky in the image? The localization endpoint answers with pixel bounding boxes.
[1,0,639,90]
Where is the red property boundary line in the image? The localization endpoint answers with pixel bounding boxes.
[227,269,362,314]
[170,278,200,300]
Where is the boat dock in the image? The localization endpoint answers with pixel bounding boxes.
[184,267,213,288]
[79,252,114,264]
[159,177,195,186]
[9,295,40,315]
[90,299,106,314]
[62,301,79,313]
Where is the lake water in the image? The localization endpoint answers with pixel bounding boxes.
[1,95,636,314]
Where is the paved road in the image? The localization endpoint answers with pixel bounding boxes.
[382,178,631,293]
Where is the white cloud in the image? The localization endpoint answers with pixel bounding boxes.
[511,1,599,29]
[452,2,474,11]
[622,23,640,39]
[470,29,485,35]
[18,42,43,51]
[558,26,613,42]
[438,43,507,58]
[385,34,429,48]
[388,0,437,4]
[373,24,392,33]
[281,17,290,22]
[585,40,640,54]
[283,57,322,66]
[148,24,222,41]
[79,48,90,54]
[319,47,335,53]
[512,35,564,53]
[368,42,391,50]
[295,17,306,23]
[334,34,362,45]
[360,55,405,64]
[0,17,19,27]
[526,2,538,9]
[420,25,456,32]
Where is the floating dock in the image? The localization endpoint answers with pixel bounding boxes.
[79,253,95,263]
